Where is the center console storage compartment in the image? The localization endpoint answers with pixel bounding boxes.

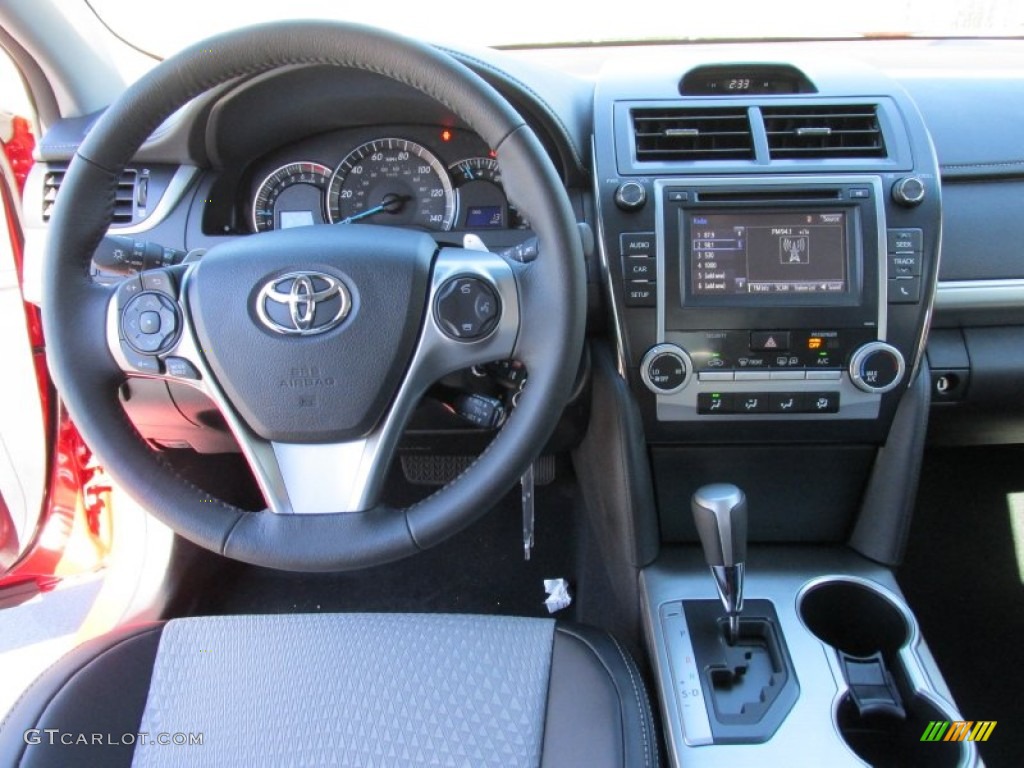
[652,446,875,543]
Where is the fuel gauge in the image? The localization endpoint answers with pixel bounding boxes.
[448,157,527,229]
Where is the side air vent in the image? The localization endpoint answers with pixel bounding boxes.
[42,167,138,223]
[632,108,754,161]
[763,105,886,159]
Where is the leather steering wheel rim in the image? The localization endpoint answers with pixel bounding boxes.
[42,21,585,571]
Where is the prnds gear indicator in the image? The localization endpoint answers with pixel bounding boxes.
[690,211,847,296]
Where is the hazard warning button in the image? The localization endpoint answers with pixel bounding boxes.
[750,331,791,351]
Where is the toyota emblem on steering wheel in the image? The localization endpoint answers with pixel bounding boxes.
[255,271,352,335]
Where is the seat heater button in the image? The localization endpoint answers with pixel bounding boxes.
[736,394,768,413]
[697,392,732,414]
[769,393,804,413]
[807,392,840,413]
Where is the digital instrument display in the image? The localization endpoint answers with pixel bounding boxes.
[689,210,848,296]
[465,205,503,228]
[684,74,801,95]
[279,210,315,229]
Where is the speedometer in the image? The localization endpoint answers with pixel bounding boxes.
[327,138,456,231]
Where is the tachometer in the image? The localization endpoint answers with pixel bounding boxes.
[251,162,332,233]
[327,138,455,231]
[448,156,527,229]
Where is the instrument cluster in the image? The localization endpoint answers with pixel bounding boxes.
[247,125,526,234]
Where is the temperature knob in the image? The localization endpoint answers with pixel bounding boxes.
[849,342,905,394]
[641,344,691,394]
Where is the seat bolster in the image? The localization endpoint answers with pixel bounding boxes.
[542,624,660,768]
[0,622,164,768]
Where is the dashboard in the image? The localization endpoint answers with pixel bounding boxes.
[18,38,1024,455]
[9,25,1024,768]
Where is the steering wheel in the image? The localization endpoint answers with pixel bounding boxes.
[43,22,585,571]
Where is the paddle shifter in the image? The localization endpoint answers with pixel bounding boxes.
[691,483,748,644]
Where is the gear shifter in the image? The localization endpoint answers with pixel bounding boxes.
[691,483,748,644]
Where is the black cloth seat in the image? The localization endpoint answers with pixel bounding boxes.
[0,614,657,767]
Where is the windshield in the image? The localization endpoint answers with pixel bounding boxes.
[88,0,1023,56]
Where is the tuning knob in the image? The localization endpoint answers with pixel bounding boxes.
[891,177,926,207]
[849,342,905,394]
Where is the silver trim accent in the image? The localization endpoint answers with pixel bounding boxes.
[642,176,892,423]
[806,370,843,381]
[255,271,351,335]
[642,549,977,767]
[106,248,519,515]
[113,166,201,235]
[848,341,905,394]
[710,563,745,643]
[250,161,332,233]
[652,174,888,343]
[640,343,692,395]
[660,605,714,746]
[936,279,1024,311]
[892,176,926,205]
[698,372,734,382]
[590,137,629,377]
[107,267,295,513]
[326,138,457,231]
[266,249,519,513]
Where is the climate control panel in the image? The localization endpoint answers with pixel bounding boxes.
[640,330,902,421]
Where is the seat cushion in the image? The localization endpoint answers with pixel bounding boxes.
[0,614,657,768]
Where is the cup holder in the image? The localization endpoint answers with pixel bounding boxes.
[798,578,967,768]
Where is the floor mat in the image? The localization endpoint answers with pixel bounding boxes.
[898,445,1024,768]
[188,468,579,620]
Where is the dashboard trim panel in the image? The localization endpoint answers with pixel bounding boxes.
[935,279,1024,311]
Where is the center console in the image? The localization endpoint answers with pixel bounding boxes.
[642,547,974,768]
[591,53,968,766]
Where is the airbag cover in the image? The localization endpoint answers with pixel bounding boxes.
[188,225,435,442]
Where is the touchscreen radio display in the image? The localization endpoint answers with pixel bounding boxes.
[689,210,847,296]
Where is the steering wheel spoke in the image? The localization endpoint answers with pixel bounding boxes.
[54,21,583,568]
[105,245,521,515]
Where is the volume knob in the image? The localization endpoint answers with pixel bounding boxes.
[614,181,647,212]
[849,342,905,394]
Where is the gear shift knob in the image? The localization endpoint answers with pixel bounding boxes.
[692,484,748,643]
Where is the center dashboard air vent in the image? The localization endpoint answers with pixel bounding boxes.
[632,108,754,162]
[762,105,886,159]
[42,167,138,223]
